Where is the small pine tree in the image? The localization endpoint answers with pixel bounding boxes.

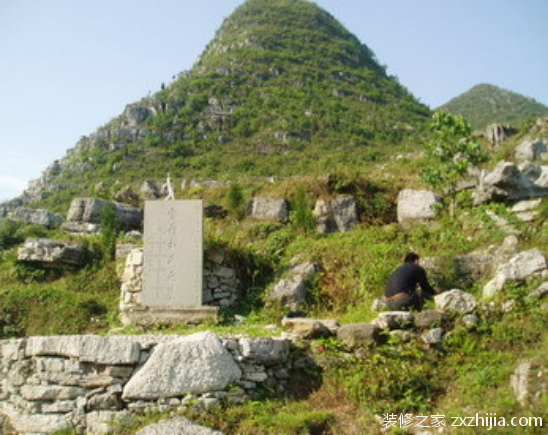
[100,204,117,261]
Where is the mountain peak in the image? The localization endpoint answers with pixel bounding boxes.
[439,83,548,130]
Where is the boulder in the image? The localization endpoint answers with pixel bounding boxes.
[269,262,316,309]
[17,239,87,269]
[421,327,444,345]
[483,249,547,299]
[65,197,142,231]
[237,337,289,364]
[248,197,288,222]
[372,311,414,330]
[485,123,514,147]
[414,310,446,329]
[515,138,548,161]
[510,361,547,406]
[137,417,223,435]
[397,189,441,223]
[336,323,381,348]
[474,161,548,204]
[281,317,339,338]
[113,186,140,206]
[122,332,241,400]
[511,199,542,222]
[9,207,63,229]
[435,289,477,314]
[314,196,358,233]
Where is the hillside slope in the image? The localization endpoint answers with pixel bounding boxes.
[439,83,548,130]
[19,0,430,211]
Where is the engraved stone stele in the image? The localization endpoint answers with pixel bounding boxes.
[122,200,217,326]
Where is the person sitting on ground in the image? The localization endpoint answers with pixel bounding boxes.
[384,252,438,311]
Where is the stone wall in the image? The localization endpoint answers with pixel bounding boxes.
[0,333,296,434]
[119,248,240,325]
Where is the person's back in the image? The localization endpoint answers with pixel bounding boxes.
[384,252,436,311]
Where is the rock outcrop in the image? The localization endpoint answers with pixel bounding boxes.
[397,189,441,223]
[17,239,87,269]
[64,198,143,233]
[314,195,358,233]
[269,261,317,310]
[248,197,288,223]
[6,207,63,229]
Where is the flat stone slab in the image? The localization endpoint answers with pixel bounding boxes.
[120,306,218,327]
[137,416,223,435]
[122,332,241,400]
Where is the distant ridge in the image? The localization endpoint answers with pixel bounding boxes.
[439,83,548,130]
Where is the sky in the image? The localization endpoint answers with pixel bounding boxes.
[1,0,547,203]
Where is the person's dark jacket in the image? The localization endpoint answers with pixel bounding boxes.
[385,262,435,298]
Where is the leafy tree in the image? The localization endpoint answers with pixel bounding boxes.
[420,111,490,217]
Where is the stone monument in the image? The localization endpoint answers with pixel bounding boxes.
[122,200,218,325]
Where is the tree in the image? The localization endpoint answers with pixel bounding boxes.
[420,111,489,217]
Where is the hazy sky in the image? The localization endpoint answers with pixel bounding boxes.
[1,0,547,202]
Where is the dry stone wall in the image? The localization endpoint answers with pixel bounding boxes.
[119,248,240,324]
[0,333,295,434]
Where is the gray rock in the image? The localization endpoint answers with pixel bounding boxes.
[397,189,441,223]
[65,197,143,231]
[140,180,161,199]
[483,249,547,299]
[17,238,87,269]
[515,138,548,161]
[1,404,72,433]
[510,361,547,406]
[238,337,289,364]
[122,332,241,400]
[86,411,133,435]
[372,311,414,330]
[123,103,155,127]
[337,323,381,348]
[248,197,288,222]
[485,123,514,147]
[435,289,477,314]
[9,207,63,228]
[281,318,339,338]
[422,327,444,345]
[314,196,358,233]
[137,417,223,435]
[462,314,480,328]
[25,335,141,365]
[269,262,317,309]
[474,161,548,204]
[414,310,446,329]
[526,281,548,300]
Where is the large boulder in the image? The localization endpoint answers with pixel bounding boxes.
[122,332,241,400]
[65,197,142,231]
[485,123,514,147]
[314,195,358,233]
[9,207,63,229]
[248,197,288,222]
[18,239,87,269]
[483,249,547,299]
[397,189,441,223]
[474,161,548,204]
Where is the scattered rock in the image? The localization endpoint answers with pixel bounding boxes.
[515,138,548,162]
[435,289,477,314]
[269,261,317,309]
[137,416,223,435]
[372,311,414,330]
[511,199,542,222]
[483,249,547,299]
[65,197,143,232]
[462,314,480,328]
[526,281,548,301]
[113,186,140,206]
[314,195,358,233]
[8,207,63,229]
[140,180,161,199]
[17,239,87,269]
[421,327,444,345]
[397,189,442,223]
[414,310,446,329]
[248,197,288,222]
[281,317,339,338]
[336,323,381,348]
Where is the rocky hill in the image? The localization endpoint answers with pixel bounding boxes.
[440,83,548,130]
[17,0,430,210]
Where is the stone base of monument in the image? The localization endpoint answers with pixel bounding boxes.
[121,306,219,326]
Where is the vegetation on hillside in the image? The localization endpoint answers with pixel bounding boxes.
[440,83,548,130]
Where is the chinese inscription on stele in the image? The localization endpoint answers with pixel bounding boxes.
[142,201,203,307]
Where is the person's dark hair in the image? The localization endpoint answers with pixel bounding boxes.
[404,252,420,263]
